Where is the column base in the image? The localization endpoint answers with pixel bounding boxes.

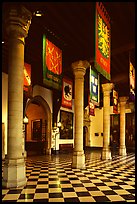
[101,148,112,160]
[72,151,86,169]
[119,146,127,156]
[2,154,5,160]
[22,151,27,158]
[45,148,51,155]
[2,157,27,188]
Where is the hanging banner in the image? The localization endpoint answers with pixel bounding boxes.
[89,66,99,106]
[43,35,62,90]
[129,62,135,101]
[89,100,95,116]
[113,89,118,114]
[62,77,73,109]
[24,62,31,91]
[95,2,111,80]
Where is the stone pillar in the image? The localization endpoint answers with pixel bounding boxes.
[119,96,128,156]
[2,5,32,188]
[71,60,90,169]
[101,83,114,160]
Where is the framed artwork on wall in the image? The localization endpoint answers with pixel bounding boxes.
[60,110,73,139]
[31,119,42,141]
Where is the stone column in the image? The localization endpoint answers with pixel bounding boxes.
[46,119,52,155]
[101,83,114,160]
[119,96,128,156]
[2,5,32,188]
[71,60,90,169]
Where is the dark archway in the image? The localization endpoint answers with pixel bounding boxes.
[83,126,88,149]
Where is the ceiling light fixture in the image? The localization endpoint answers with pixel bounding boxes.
[33,10,43,17]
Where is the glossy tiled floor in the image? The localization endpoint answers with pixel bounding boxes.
[2,149,135,202]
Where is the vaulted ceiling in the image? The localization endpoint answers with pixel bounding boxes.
[2,2,135,98]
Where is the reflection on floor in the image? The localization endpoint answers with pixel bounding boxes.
[2,149,135,202]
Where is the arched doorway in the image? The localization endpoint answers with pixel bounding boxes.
[83,126,88,150]
[24,95,52,156]
[110,114,120,148]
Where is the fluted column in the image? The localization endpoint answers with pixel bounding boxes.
[101,83,114,160]
[71,60,90,169]
[2,5,32,188]
[119,96,128,156]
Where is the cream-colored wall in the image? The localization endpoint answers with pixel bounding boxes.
[2,72,8,155]
[90,108,103,147]
[33,85,53,113]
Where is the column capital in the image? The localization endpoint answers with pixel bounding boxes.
[129,102,135,112]
[5,5,32,38]
[71,60,90,77]
[102,83,114,94]
[119,96,128,105]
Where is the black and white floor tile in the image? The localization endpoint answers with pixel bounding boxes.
[2,150,135,202]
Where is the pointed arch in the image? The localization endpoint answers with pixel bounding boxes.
[24,95,52,154]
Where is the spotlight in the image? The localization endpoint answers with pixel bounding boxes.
[33,10,43,17]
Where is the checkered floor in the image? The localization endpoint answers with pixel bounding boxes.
[2,150,135,202]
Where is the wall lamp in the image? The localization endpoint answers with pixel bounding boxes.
[23,115,29,124]
[57,122,61,128]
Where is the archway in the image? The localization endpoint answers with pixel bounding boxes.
[24,95,52,155]
[83,126,88,150]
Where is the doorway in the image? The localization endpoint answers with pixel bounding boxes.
[110,114,120,148]
[24,95,52,155]
[83,126,88,150]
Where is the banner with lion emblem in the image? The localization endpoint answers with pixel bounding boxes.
[62,77,73,109]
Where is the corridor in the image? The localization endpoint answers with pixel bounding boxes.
[2,149,135,202]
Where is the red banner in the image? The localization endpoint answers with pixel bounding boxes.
[129,62,135,100]
[43,35,62,90]
[24,62,31,91]
[95,2,111,80]
[62,77,73,109]
[89,100,95,116]
[46,39,62,75]
[89,95,95,116]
